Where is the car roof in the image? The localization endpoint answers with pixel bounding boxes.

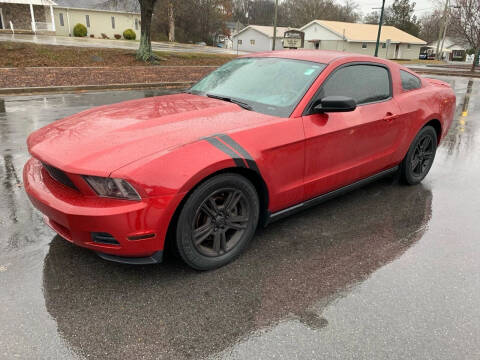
[241,50,384,65]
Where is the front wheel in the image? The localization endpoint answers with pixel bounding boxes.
[175,174,259,270]
[400,125,438,185]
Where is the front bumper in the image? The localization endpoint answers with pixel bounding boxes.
[23,157,173,261]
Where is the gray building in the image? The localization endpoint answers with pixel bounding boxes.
[232,25,288,52]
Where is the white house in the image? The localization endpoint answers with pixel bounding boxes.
[232,25,288,52]
[300,20,426,60]
[427,37,468,61]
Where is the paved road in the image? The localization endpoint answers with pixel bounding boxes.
[0,77,479,359]
[0,33,246,55]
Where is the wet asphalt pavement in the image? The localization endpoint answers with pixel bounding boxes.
[0,77,479,359]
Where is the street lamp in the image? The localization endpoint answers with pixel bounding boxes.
[272,0,279,50]
[374,0,386,57]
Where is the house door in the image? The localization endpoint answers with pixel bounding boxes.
[395,44,400,59]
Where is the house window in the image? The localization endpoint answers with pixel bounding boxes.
[362,42,367,49]
[250,39,255,45]
[135,18,139,30]
[238,39,242,44]
[407,44,411,49]
[382,43,386,48]
[111,16,115,29]
[85,15,90,28]
[59,13,64,27]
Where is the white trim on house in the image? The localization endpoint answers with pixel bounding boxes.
[0,0,57,5]
[53,6,140,15]
[0,8,5,29]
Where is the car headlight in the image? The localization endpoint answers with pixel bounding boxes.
[83,176,141,201]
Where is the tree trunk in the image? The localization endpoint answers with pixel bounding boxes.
[472,47,479,72]
[168,1,175,42]
[137,0,155,62]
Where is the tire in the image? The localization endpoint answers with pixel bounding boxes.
[400,125,438,185]
[175,173,260,270]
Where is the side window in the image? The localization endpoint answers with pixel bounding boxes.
[59,13,64,27]
[400,70,421,91]
[316,64,391,105]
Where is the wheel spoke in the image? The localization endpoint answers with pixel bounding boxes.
[200,202,216,219]
[193,223,214,245]
[213,232,222,254]
[411,157,421,172]
[423,151,433,160]
[208,197,220,213]
[421,136,431,151]
[225,191,242,213]
[226,215,249,230]
[220,231,227,252]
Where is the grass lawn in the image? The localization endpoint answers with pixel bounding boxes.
[0,41,237,67]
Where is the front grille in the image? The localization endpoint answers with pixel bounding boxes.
[42,162,78,190]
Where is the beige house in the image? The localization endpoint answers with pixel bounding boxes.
[54,7,140,39]
[300,20,426,60]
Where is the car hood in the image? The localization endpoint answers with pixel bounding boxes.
[28,93,276,176]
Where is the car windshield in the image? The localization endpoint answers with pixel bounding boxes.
[189,57,326,117]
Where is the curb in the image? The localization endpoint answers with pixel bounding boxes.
[0,81,195,96]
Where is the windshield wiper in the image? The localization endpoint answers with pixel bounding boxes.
[206,93,252,111]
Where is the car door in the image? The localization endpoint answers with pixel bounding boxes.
[302,62,403,199]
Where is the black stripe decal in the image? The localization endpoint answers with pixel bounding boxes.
[216,134,260,173]
[203,137,246,168]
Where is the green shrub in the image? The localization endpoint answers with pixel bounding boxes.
[73,23,87,37]
[123,29,136,40]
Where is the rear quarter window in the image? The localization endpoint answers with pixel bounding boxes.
[400,70,422,91]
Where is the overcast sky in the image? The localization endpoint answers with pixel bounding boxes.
[356,0,441,18]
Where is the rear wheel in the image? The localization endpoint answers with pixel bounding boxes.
[175,174,259,270]
[400,125,438,185]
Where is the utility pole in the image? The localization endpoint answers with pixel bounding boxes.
[374,0,386,57]
[272,0,278,50]
[436,0,449,60]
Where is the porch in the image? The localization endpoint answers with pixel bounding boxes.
[0,0,56,34]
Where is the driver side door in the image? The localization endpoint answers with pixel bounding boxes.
[302,63,403,199]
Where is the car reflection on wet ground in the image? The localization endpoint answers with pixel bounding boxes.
[0,77,479,359]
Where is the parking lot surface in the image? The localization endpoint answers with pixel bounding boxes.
[0,77,479,359]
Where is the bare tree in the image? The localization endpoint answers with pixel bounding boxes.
[137,0,158,62]
[450,0,480,71]
[168,0,175,42]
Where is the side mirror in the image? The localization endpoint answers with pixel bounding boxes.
[312,96,357,113]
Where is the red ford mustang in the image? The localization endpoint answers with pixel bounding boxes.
[24,50,456,270]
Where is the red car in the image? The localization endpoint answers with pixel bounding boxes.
[24,50,456,270]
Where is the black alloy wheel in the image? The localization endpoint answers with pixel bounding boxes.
[176,174,259,270]
[192,188,249,257]
[411,134,435,176]
[400,125,438,185]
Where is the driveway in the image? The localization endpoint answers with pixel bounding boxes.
[0,33,246,55]
[0,76,479,359]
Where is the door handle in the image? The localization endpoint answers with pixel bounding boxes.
[383,113,399,122]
